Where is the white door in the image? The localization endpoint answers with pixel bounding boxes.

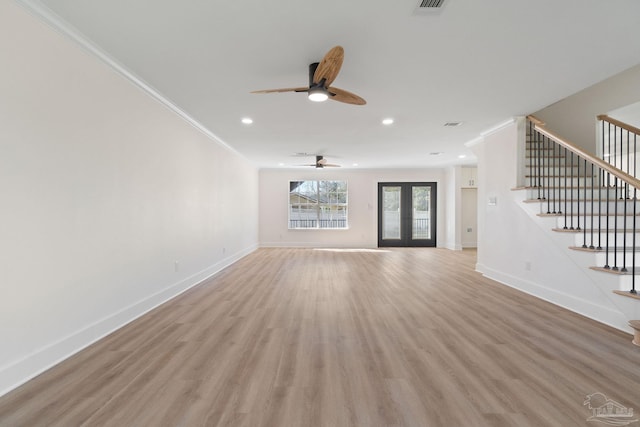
[461,188,477,248]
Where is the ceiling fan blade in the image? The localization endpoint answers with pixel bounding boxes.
[313,46,344,87]
[251,87,308,94]
[322,164,341,167]
[327,87,366,105]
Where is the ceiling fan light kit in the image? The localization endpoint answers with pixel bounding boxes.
[308,86,329,102]
[252,46,366,105]
[298,155,341,168]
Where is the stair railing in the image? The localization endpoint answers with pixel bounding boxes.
[527,115,640,296]
[598,114,640,184]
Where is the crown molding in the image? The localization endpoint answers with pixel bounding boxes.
[13,0,247,160]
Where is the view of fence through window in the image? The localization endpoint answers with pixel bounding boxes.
[289,180,348,229]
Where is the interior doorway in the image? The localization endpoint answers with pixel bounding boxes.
[461,188,477,248]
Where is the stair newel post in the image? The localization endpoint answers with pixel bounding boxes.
[589,163,595,249]
[570,151,574,228]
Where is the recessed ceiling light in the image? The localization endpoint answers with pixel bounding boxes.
[444,122,462,127]
[430,152,443,156]
[352,163,359,167]
[382,118,394,125]
[241,117,253,124]
[458,154,466,159]
[278,162,285,166]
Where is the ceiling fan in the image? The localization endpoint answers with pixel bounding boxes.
[300,155,341,168]
[251,46,366,105]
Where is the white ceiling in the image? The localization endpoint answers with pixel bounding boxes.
[20,0,640,169]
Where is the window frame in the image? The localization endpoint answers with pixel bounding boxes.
[288,180,348,230]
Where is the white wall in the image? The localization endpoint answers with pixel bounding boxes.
[259,168,448,248]
[473,123,629,332]
[534,63,640,152]
[0,0,258,396]
[445,166,462,250]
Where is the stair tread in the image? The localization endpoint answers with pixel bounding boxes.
[614,291,640,300]
[569,245,640,252]
[553,227,640,233]
[520,186,616,190]
[523,198,637,203]
[525,175,595,177]
[538,212,640,217]
[590,266,633,275]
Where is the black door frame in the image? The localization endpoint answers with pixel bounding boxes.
[377,182,437,247]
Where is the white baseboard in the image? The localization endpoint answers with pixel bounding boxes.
[0,244,258,398]
[476,263,631,334]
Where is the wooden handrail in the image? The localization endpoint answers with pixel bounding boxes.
[526,115,640,190]
[527,115,545,126]
[597,114,640,136]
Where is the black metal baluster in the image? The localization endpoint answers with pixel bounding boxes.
[613,159,619,270]
[605,170,611,269]
[598,165,603,250]
[545,136,550,214]
[577,155,581,231]
[552,140,557,214]
[609,121,613,167]
[529,121,533,189]
[537,129,542,200]
[627,128,630,183]
[563,147,568,229]
[582,158,587,247]
[602,118,606,161]
[633,186,637,294]
[570,152,574,228]
[590,163,595,249]
[633,132,638,294]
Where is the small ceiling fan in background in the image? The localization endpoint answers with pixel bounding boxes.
[251,46,366,105]
[299,155,340,168]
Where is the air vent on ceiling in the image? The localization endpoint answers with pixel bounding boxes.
[413,0,448,15]
[419,0,445,8]
[444,121,462,127]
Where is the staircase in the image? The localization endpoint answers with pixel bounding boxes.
[514,116,640,338]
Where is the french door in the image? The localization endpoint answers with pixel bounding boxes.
[378,182,437,247]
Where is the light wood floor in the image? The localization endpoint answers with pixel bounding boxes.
[1,248,638,426]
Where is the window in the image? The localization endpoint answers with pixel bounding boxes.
[289,180,348,229]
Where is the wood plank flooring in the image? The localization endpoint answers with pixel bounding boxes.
[0,248,638,426]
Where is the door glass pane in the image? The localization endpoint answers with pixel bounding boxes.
[382,186,401,239]
[412,186,431,240]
